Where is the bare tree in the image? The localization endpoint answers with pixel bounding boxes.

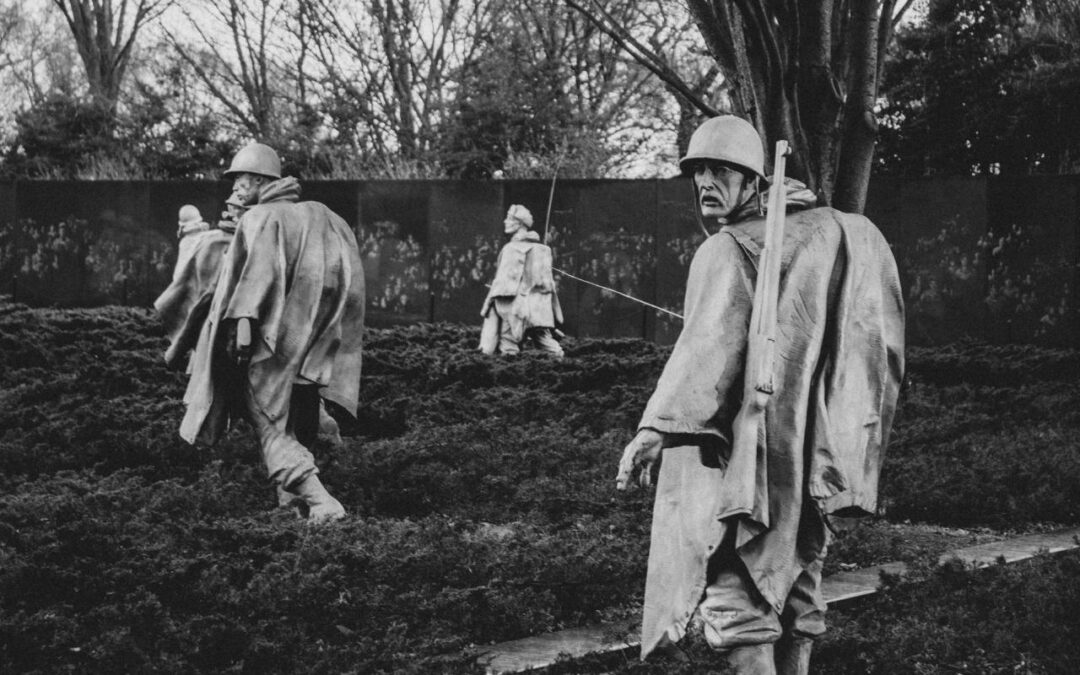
[439,0,700,177]
[0,2,81,105]
[0,2,20,76]
[626,1,724,161]
[569,0,917,213]
[497,0,672,170]
[299,0,493,161]
[163,0,304,140]
[50,0,170,110]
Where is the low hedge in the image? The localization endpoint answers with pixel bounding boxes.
[2,303,1080,672]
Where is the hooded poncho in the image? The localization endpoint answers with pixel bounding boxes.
[481,229,563,340]
[638,200,904,657]
[179,177,365,445]
[154,225,234,368]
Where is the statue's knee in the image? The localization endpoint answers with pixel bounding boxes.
[697,605,782,652]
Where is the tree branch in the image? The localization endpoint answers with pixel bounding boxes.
[565,0,718,116]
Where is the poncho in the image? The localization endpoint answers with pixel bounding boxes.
[480,229,563,340]
[154,227,234,368]
[179,177,365,445]
[638,205,904,656]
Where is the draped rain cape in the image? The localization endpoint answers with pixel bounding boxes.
[179,178,365,445]
[638,205,904,657]
[480,229,563,341]
[153,227,234,369]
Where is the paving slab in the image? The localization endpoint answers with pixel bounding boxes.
[944,529,1080,567]
[477,527,1080,675]
[822,560,909,603]
[476,622,638,675]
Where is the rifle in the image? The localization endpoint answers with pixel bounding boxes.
[749,140,791,395]
[543,157,561,245]
[723,140,790,513]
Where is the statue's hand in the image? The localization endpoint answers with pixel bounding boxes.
[616,428,664,491]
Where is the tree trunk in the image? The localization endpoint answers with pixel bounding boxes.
[797,0,842,204]
[53,0,160,114]
[571,0,910,212]
[693,1,809,186]
[833,0,882,214]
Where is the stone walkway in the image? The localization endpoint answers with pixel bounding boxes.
[477,526,1080,675]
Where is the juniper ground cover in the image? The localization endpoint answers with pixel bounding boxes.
[2,302,1080,673]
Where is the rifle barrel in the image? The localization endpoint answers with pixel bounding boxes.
[752,140,791,394]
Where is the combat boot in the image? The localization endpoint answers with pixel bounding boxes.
[291,474,346,523]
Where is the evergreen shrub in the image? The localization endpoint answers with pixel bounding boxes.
[3,304,1080,672]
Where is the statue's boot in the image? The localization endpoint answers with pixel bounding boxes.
[292,474,346,524]
[725,643,776,675]
[774,637,813,675]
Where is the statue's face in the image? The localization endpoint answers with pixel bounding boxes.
[693,160,749,220]
[504,216,523,234]
[232,173,268,206]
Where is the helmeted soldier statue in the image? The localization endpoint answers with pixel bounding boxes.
[156,205,234,369]
[617,115,905,674]
[479,204,564,357]
[176,142,365,523]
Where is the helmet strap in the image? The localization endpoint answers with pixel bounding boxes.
[755,176,763,216]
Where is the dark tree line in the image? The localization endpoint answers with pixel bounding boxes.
[877,0,1080,176]
[0,0,1076,196]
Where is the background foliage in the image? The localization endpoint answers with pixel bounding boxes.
[0,1,1077,180]
[878,0,1080,176]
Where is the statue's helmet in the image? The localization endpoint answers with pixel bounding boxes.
[223,142,282,179]
[679,115,766,181]
[178,204,203,225]
[505,204,534,228]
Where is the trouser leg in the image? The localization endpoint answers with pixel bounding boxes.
[696,508,827,673]
[497,312,520,355]
[774,557,826,675]
[697,544,783,652]
[726,643,777,675]
[244,386,318,491]
[479,310,500,354]
[781,560,826,640]
[773,636,813,675]
[246,386,345,523]
[289,384,320,450]
[270,386,332,507]
[700,530,831,674]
